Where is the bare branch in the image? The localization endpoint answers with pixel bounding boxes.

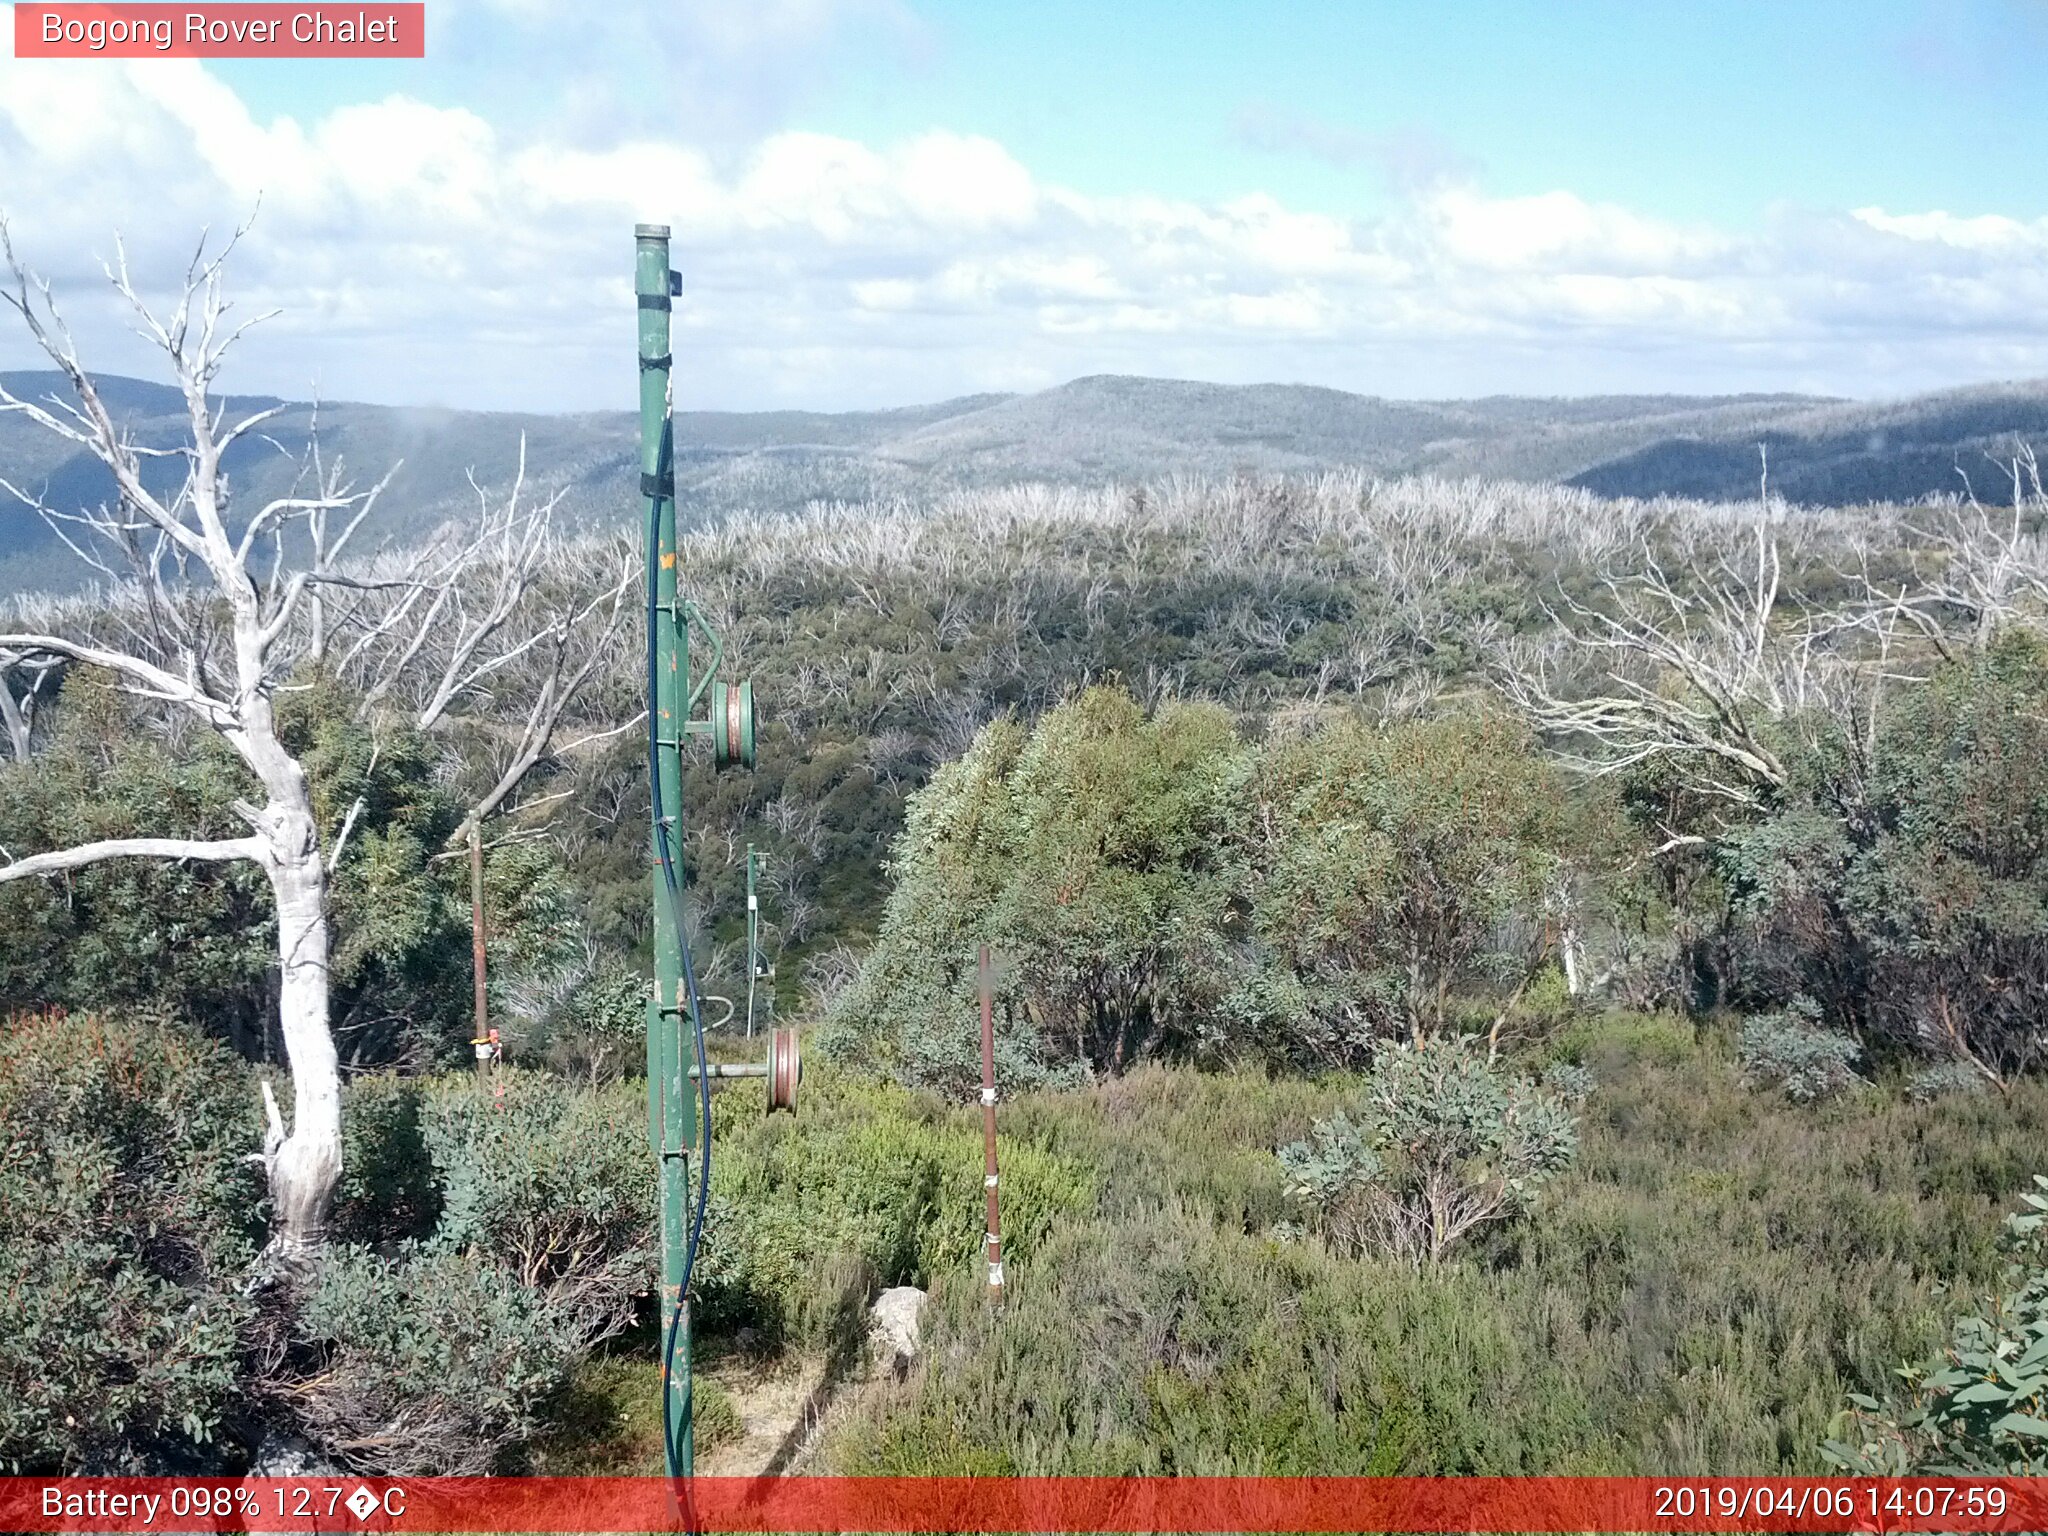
[0,834,264,884]
[0,631,235,724]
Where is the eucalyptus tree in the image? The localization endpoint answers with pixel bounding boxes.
[0,223,627,1262]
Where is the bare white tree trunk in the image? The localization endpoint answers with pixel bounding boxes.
[243,697,343,1254]
[0,651,54,762]
[263,849,340,1254]
[0,672,30,762]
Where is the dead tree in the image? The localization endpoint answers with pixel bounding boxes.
[1495,521,1811,816]
[326,488,634,1053]
[329,467,637,847]
[1912,448,2048,653]
[0,222,623,1262]
[0,649,57,761]
[0,223,367,1261]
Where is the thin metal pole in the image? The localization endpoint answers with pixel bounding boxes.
[745,843,758,1040]
[469,820,488,1082]
[979,944,1004,1306]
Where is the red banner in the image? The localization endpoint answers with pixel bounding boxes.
[3,1476,2045,1533]
[12,4,425,57]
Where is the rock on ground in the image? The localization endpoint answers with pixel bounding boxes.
[866,1285,927,1379]
[250,1429,338,1476]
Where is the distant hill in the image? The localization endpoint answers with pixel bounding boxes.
[6,369,2048,595]
[876,376,1832,486]
[0,375,1019,595]
[1563,381,2048,504]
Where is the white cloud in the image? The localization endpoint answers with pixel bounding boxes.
[1231,105,1477,191]
[1223,289,1328,333]
[1851,205,2048,251]
[4,53,2048,411]
[850,277,919,312]
[897,134,1038,229]
[1423,187,1729,275]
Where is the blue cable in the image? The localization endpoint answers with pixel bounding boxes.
[645,488,714,1487]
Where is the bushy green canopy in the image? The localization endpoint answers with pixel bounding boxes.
[821,687,1251,1091]
[1239,714,1572,1058]
[0,1012,262,1473]
[1724,636,2048,1079]
[0,672,581,1070]
[0,674,276,1042]
[823,687,1577,1089]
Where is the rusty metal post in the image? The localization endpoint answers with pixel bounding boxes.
[979,944,1004,1306]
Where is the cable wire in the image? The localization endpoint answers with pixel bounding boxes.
[645,478,714,1487]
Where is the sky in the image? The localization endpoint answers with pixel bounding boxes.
[3,0,2048,412]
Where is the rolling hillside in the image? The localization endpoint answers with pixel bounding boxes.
[1566,380,2048,504]
[6,368,2048,595]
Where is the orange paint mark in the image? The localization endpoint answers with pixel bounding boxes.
[661,553,676,569]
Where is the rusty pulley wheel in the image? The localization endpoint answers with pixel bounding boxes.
[710,679,756,770]
[767,1026,800,1114]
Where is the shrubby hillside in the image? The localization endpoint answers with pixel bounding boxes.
[5,456,2048,1477]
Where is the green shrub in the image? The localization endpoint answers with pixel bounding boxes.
[0,675,276,1043]
[1279,1038,1577,1265]
[822,688,1250,1089]
[1727,639,2048,1078]
[827,693,1588,1085]
[1905,1060,1992,1105]
[544,961,647,1080]
[1542,1060,1597,1103]
[694,1065,1093,1347]
[1517,962,1579,1034]
[0,675,495,1069]
[1824,1177,2048,1475]
[294,1246,576,1475]
[0,1011,261,1472]
[418,1071,655,1347]
[828,1037,2048,1477]
[330,1069,656,1323]
[1738,999,1862,1104]
[332,1073,440,1246]
[285,1069,657,1473]
[1240,714,1572,1056]
[830,1206,1611,1476]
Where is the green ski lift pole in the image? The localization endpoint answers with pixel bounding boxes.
[638,222,696,1484]
[638,222,764,1485]
[640,222,780,1488]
